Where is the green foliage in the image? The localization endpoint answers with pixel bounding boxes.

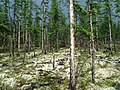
[0,24,9,30]
[74,24,91,37]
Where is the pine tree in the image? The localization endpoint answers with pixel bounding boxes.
[41,0,48,54]
[88,0,95,83]
[69,0,76,89]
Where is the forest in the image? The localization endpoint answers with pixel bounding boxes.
[0,0,120,90]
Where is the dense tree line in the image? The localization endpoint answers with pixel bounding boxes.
[0,0,119,53]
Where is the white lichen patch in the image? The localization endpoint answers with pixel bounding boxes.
[21,74,33,80]
[3,77,16,88]
[87,83,116,90]
[87,83,101,90]
[0,48,120,90]
[35,63,53,71]
[0,64,2,67]
[95,68,120,79]
[101,86,116,90]
[0,73,8,79]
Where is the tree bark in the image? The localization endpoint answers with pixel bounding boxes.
[42,0,47,54]
[69,0,76,89]
[96,17,99,51]
[18,19,20,55]
[107,0,112,54]
[88,0,95,83]
[28,31,31,53]
[12,0,17,61]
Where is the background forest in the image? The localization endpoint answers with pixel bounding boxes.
[0,0,120,90]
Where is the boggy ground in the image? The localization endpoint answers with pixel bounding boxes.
[0,48,120,90]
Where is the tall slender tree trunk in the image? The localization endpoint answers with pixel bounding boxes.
[69,0,76,89]
[117,21,120,49]
[3,32,6,52]
[108,16,112,54]
[56,31,59,51]
[17,0,23,55]
[28,31,31,54]
[96,17,99,51]
[42,0,47,54]
[24,23,28,61]
[18,19,20,55]
[12,0,17,61]
[42,29,44,51]
[23,0,28,63]
[33,27,36,57]
[107,0,112,54]
[88,0,95,83]
[23,28,25,45]
[33,8,37,57]
[113,24,116,53]
[8,0,12,56]
[53,54,55,69]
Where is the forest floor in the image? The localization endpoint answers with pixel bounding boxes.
[0,48,120,90]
